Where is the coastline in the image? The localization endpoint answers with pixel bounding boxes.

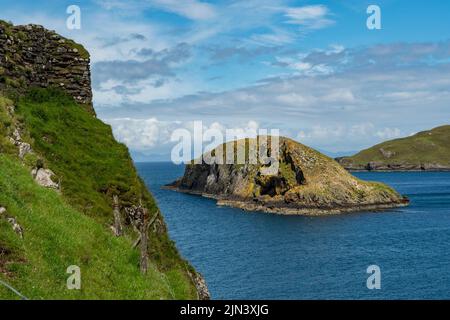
[337,162,450,172]
[343,168,450,172]
[163,185,410,216]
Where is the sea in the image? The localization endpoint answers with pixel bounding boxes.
[136,162,450,300]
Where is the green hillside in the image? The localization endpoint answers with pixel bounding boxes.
[337,125,450,171]
[0,89,199,299]
[0,154,189,299]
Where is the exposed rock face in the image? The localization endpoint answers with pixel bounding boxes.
[31,168,59,189]
[9,128,32,159]
[189,271,211,300]
[0,21,93,113]
[336,125,450,171]
[167,137,409,215]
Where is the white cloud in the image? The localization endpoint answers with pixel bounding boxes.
[276,93,308,105]
[285,5,334,29]
[150,0,217,20]
[375,128,402,140]
[4,2,448,158]
[296,124,403,152]
[274,55,335,75]
[297,125,346,140]
[93,77,196,106]
[96,0,216,20]
[98,57,450,155]
[249,29,296,46]
[106,118,261,156]
[108,118,169,150]
[322,89,355,103]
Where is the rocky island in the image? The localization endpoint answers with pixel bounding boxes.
[167,137,409,215]
[337,125,450,171]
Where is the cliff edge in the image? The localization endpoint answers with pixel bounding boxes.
[0,21,208,299]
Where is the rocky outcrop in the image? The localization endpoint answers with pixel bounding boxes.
[167,137,409,215]
[0,21,93,113]
[9,128,32,159]
[189,271,211,300]
[31,168,59,189]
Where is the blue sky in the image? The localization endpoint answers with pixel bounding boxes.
[2,0,450,160]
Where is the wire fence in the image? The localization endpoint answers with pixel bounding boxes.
[0,279,28,300]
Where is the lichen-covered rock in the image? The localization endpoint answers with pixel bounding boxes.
[0,21,93,113]
[167,137,409,215]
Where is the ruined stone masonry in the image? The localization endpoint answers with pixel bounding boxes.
[0,21,94,113]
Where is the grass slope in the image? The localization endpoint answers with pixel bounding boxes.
[0,89,197,299]
[340,125,450,167]
[0,155,186,299]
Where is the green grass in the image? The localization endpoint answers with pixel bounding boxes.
[0,89,198,299]
[64,39,90,60]
[341,125,450,166]
[0,155,192,299]
[16,88,154,220]
[279,160,298,186]
[0,97,16,155]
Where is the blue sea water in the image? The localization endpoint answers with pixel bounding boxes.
[137,162,450,300]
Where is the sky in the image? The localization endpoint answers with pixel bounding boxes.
[1,0,450,160]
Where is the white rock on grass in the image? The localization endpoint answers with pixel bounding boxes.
[6,217,24,239]
[0,207,24,238]
[31,168,59,189]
